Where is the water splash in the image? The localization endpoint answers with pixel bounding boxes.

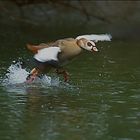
[2,62,29,85]
[0,61,77,94]
[1,61,61,87]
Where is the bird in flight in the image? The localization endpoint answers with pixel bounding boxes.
[26,34,111,83]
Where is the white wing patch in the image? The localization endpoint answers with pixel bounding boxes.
[34,47,61,62]
[76,34,112,42]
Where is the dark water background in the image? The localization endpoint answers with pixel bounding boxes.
[0,1,140,139]
[0,33,140,140]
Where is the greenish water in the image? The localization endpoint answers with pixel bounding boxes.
[0,40,140,140]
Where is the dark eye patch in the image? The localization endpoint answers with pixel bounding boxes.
[87,42,92,46]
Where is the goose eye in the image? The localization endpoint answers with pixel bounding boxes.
[87,42,92,46]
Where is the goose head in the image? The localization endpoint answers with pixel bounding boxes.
[77,38,98,52]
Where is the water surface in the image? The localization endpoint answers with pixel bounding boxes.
[0,40,140,140]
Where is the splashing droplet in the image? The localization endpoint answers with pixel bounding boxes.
[1,61,60,87]
[2,62,29,85]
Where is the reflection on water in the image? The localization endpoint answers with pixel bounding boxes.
[0,41,140,140]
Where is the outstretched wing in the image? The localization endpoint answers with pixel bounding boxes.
[76,34,112,42]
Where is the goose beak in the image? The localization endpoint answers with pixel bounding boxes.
[92,46,98,52]
[90,41,98,52]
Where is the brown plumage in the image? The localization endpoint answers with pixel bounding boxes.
[26,37,98,83]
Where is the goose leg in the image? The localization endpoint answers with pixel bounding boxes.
[26,68,40,83]
[56,69,69,82]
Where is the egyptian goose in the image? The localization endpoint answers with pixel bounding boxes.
[26,34,111,82]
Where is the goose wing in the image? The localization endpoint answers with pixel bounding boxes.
[26,43,50,54]
[34,47,61,62]
[76,34,112,42]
